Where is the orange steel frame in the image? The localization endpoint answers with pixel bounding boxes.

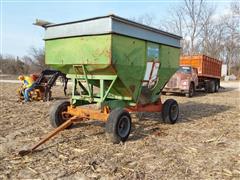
[126,98,163,113]
[66,98,163,121]
[67,105,110,121]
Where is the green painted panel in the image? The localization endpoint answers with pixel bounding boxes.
[156,45,180,91]
[111,34,146,102]
[45,35,111,65]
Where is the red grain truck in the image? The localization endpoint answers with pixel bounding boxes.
[163,55,222,97]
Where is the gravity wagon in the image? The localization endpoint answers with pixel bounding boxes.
[19,15,181,155]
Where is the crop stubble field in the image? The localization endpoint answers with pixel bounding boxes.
[0,82,239,179]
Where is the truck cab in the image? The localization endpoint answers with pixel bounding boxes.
[163,66,198,97]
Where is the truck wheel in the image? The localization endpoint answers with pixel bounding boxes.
[209,80,215,93]
[205,80,215,93]
[204,81,209,93]
[106,108,132,144]
[215,81,219,92]
[186,83,194,97]
[162,99,179,124]
[50,100,72,128]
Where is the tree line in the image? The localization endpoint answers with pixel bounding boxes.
[0,47,47,75]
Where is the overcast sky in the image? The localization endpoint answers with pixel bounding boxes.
[1,0,233,57]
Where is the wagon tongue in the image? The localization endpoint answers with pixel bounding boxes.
[18,116,78,156]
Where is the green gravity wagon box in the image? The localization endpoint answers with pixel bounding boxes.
[19,15,181,155]
[43,15,181,106]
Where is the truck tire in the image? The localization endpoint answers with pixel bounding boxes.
[204,81,209,93]
[215,80,219,92]
[209,80,215,93]
[186,82,195,97]
[205,80,215,93]
[50,100,72,128]
[162,99,179,124]
[106,108,132,144]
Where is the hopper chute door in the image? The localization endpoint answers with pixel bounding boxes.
[142,62,160,88]
[142,43,160,89]
[139,43,160,104]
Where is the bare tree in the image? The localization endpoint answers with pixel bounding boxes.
[21,47,47,73]
[199,17,225,59]
[28,47,46,69]
[223,1,240,74]
[0,55,29,74]
[163,0,215,55]
[0,47,46,75]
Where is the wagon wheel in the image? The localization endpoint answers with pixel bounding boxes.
[49,100,72,128]
[162,99,179,124]
[106,108,132,144]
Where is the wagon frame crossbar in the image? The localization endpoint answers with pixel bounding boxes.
[68,65,118,104]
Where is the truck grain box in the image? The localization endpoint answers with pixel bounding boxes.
[19,15,183,155]
[163,55,222,97]
[180,55,222,79]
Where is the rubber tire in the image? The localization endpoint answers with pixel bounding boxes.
[162,99,179,124]
[205,80,215,93]
[209,80,215,93]
[204,81,210,93]
[185,83,194,98]
[50,100,71,128]
[106,108,132,144]
[215,81,219,92]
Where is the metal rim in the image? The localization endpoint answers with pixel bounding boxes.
[117,115,131,138]
[59,105,69,121]
[170,104,179,121]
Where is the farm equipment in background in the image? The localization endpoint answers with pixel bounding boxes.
[19,15,182,156]
[17,69,68,102]
[163,55,222,97]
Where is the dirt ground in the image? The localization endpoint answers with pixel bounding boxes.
[0,82,239,179]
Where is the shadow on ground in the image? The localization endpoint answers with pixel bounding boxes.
[30,102,232,148]
[163,87,237,98]
[129,101,232,141]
